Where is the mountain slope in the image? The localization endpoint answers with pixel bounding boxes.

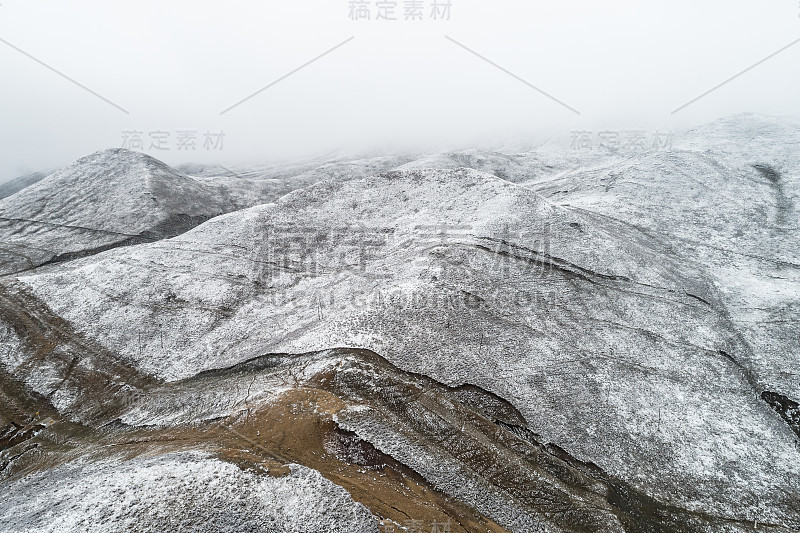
[0,149,272,276]
[528,113,800,435]
[0,171,49,200]
[1,117,799,532]
[1,167,797,531]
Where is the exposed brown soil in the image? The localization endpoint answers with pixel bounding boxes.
[1,284,796,533]
[1,386,508,532]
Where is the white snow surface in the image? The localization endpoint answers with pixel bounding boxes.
[0,149,277,275]
[0,451,377,533]
[12,163,799,523]
[2,114,799,529]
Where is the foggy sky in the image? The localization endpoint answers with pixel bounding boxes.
[1,0,799,181]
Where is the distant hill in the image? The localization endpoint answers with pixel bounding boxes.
[0,149,276,275]
[0,171,48,200]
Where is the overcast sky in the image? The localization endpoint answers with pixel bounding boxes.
[1,0,799,181]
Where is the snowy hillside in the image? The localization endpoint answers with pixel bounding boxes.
[0,115,798,532]
[0,149,278,276]
[0,172,49,200]
[530,113,800,429]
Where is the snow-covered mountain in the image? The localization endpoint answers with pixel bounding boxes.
[530,113,800,430]
[0,149,280,276]
[0,171,49,200]
[1,115,798,532]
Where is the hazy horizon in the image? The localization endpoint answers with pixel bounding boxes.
[2,0,799,181]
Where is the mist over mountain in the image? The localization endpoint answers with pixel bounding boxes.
[0,114,798,532]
